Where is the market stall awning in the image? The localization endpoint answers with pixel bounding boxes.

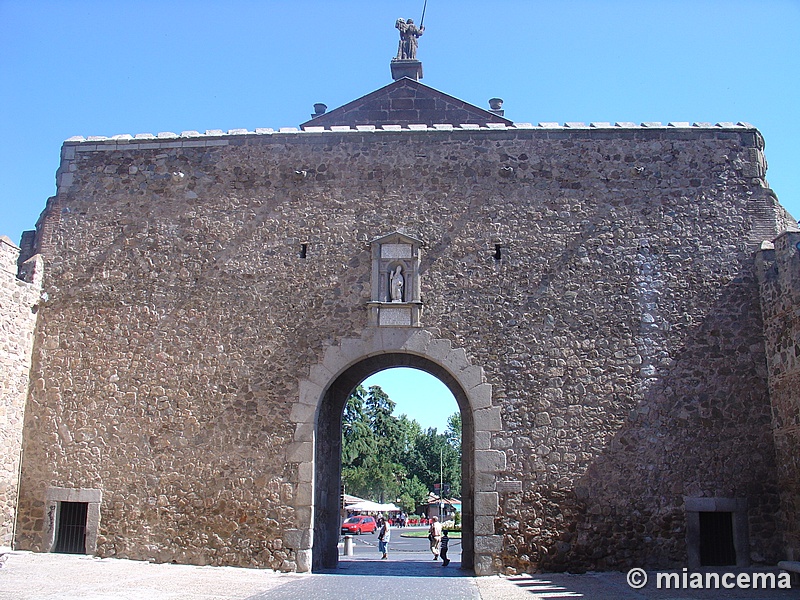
[345,500,400,512]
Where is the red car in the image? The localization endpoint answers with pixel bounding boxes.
[341,515,377,535]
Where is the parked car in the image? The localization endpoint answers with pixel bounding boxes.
[341,515,377,535]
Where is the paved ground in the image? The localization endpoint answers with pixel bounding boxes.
[0,543,796,599]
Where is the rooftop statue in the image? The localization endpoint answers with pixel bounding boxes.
[395,18,424,60]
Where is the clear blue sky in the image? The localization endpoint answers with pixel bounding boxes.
[363,368,458,433]
[3,2,796,430]
[1,1,798,245]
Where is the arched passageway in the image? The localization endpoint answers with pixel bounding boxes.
[313,353,475,572]
[291,329,500,575]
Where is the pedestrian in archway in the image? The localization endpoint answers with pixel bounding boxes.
[377,517,390,560]
[428,515,443,560]
[441,530,450,566]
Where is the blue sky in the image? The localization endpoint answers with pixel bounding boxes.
[363,368,458,433]
[0,0,798,244]
[1,2,798,427]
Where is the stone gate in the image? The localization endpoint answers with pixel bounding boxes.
[2,74,799,575]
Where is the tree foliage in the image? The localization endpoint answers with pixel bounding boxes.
[341,384,462,514]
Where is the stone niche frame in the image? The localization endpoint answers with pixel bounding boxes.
[367,232,423,327]
[684,496,749,569]
[288,328,503,575]
[44,487,102,554]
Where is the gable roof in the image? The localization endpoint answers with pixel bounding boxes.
[300,78,512,130]
[370,231,424,247]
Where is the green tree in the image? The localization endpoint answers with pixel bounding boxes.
[404,426,461,497]
[398,474,430,514]
[341,386,377,466]
[341,385,407,502]
[341,385,462,506]
[445,411,461,450]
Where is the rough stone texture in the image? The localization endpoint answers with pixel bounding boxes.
[11,121,796,574]
[0,237,42,545]
[756,230,800,562]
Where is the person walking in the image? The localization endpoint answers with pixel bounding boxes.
[428,515,443,560]
[377,517,391,560]
[440,529,450,566]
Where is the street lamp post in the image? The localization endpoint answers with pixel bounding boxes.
[439,448,444,519]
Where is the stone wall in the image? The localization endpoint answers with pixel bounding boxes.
[0,236,42,546]
[757,230,800,562]
[14,123,789,572]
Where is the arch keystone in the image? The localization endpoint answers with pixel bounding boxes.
[376,327,418,351]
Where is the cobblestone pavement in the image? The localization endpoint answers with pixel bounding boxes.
[0,548,796,599]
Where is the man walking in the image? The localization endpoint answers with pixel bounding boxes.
[428,516,443,560]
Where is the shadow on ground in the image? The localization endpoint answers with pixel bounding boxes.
[322,557,472,578]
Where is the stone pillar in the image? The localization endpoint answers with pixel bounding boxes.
[756,231,800,561]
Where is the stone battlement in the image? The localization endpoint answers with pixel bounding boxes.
[63,121,758,146]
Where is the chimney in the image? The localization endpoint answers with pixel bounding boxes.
[488,98,504,117]
[311,103,327,119]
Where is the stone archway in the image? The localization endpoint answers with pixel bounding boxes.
[287,328,503,575]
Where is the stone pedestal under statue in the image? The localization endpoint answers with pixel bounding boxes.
[391,59,423,81]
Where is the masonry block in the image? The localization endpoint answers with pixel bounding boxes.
[474,515,495,535]
[474,534,503,554]
[286,442,313,463]
[468,383,493,410]
[474,492,500,516]
[298,380,323,407]
[476,450,506,473]
[474,407,502,432]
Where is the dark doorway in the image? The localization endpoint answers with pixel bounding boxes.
[53,501,88,554]
[312,353,474,573]
[699,511,736,566]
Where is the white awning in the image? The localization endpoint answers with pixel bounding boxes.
[345,500,401,512]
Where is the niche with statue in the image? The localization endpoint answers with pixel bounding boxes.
[367,232,423,327]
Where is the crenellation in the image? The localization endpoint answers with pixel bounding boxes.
[60,121,762,149]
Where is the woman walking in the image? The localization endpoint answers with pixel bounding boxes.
[378,517,391,560]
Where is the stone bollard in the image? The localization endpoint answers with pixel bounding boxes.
[343,535,354,556]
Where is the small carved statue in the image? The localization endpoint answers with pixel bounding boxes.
[390,265,405,302]
[395,18,424,60]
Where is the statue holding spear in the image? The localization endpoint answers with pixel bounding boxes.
[395,1,426,60]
